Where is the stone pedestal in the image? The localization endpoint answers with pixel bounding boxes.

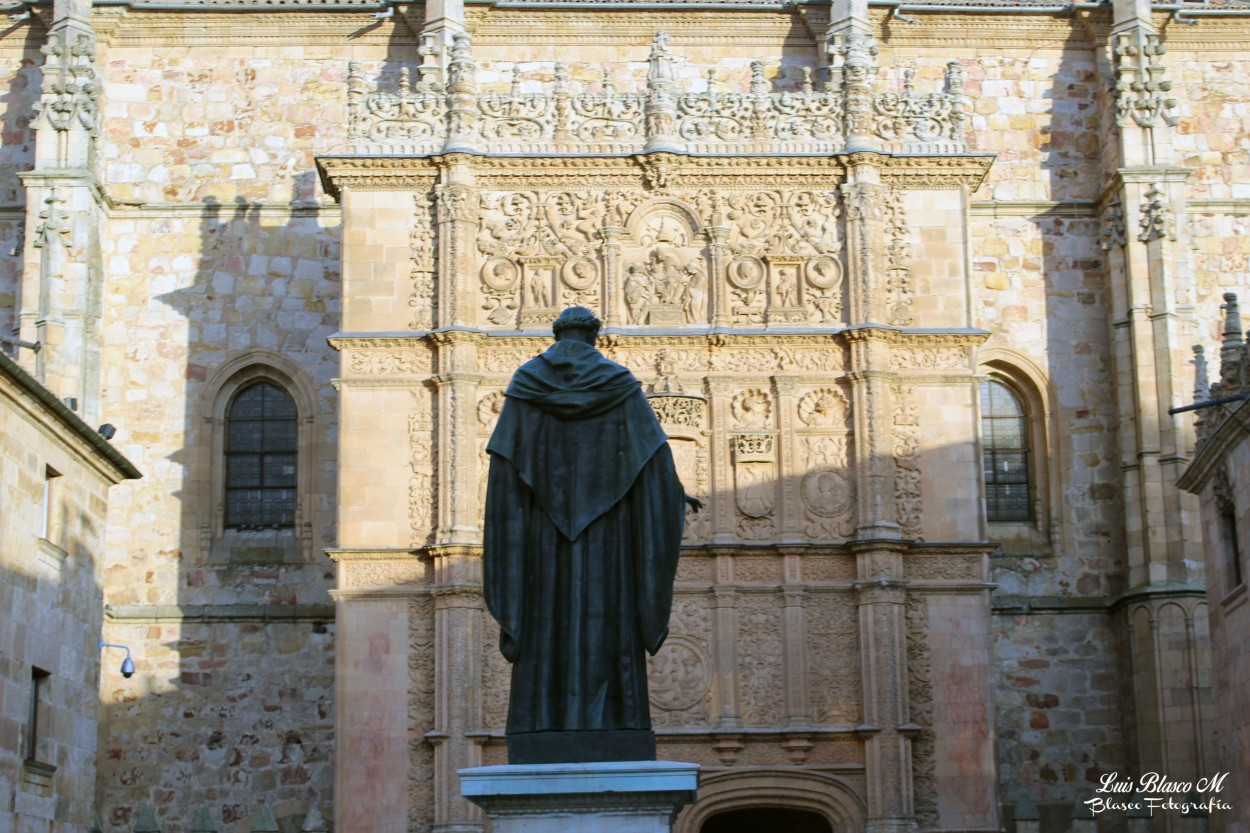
[459,760,699,833]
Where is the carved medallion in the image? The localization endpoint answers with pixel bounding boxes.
[648,636,711,712]
[801,469,853,518]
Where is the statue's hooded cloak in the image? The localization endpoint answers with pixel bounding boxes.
[484,339,686,751]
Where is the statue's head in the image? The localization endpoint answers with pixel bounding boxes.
[552,306,601,343]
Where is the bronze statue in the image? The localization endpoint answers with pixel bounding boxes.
[483,306,700,764]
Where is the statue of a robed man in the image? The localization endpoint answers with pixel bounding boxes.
[483,307,699,764]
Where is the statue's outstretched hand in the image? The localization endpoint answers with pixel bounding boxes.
[684,494,704,513]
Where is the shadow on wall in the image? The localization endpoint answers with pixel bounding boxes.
[95,176,340,833]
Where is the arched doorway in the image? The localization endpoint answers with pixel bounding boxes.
[702,807,833,833]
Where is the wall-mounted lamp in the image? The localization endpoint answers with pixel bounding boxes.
[98,423,117,440]
[100,640,135,678]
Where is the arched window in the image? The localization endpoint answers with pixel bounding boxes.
[981,379,1031,523]
[224,382,298,529]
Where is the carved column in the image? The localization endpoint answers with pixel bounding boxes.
[435,160,477,329]
[18,0,104,423]
[429,547,484,833]
[854,543,915,833]
[706,226,732,329]
[601,226,624,329]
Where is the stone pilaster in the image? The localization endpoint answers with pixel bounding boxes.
[18,0,103,423]
[781,557,810,729]
[430,333,483,546]
[854,542,915,833]
[711,577,742,730]
[847,337,899,540]
[429,546,485,833]
[435,159,478,329]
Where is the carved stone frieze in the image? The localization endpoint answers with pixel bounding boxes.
[343,30,967,157]
[348,351,428,375]
[890,346,967,371]
[648,394,705,427]
[343,560,427,589]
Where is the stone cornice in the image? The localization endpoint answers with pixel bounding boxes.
[325,547,425,561]
[464,6,812,43]
[878,154,996,190]
[94,5,412,46]
[316,156,441,201]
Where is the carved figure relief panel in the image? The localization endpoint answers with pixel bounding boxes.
[469,187,847,330]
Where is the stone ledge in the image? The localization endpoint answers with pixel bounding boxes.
[104,603,335,623]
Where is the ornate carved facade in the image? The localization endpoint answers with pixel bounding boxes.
[1,0,1246,831]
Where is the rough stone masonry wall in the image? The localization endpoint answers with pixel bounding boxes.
[94,29,356,833]
[0,375,117,833]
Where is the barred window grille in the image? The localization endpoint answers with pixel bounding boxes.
[981,380,1031,523]
[224,382,298,529]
